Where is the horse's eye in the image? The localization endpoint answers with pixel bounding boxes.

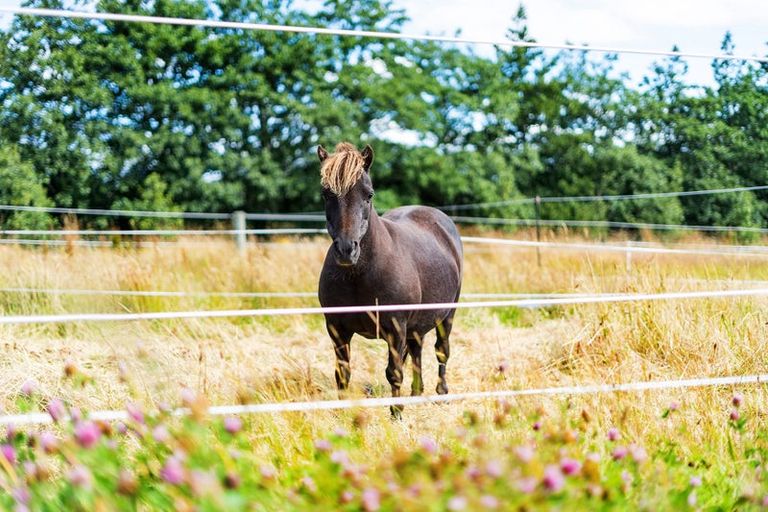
[367,192,374,201]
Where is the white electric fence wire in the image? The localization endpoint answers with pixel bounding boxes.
[452,216,768,234]
[441,185,768,210]
[0,287,767,325]
[0,287,621,300]
[0,373,765,425]
[2,7,768,63]
[0,228,326,236]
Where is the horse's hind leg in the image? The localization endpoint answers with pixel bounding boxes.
[435,312,455,395]
[407,334,424,396]
[327,323,352,396]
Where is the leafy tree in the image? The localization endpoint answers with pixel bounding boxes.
[0,145,53,229]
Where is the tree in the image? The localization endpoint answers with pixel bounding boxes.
[0,145,53,229]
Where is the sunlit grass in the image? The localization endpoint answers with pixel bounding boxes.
[0,232,767,509]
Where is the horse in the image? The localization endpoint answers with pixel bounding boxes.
[317,142,463,418]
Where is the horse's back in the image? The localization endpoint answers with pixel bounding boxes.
[383,206,462,265]
[382,206,463,304]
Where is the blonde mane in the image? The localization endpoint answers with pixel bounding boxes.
[320,142,366,196]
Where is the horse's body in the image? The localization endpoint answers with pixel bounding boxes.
[316,143,463,417]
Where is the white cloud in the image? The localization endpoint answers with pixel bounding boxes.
[395,0,767,86]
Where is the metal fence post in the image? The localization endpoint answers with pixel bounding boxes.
[232,210,246,254]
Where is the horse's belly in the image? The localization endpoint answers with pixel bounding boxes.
[332,312,388,339]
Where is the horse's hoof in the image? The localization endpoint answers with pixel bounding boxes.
[436,383,448,395]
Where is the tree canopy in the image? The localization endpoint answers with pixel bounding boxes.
[1,1,767,233]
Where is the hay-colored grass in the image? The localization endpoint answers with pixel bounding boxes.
[0,232,767,498]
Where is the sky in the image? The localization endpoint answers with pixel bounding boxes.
[395,0,768,86]
[1,0,766,86]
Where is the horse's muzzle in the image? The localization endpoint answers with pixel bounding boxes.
[333,238,360,266]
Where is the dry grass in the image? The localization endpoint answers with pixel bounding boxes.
[0,233,767,472]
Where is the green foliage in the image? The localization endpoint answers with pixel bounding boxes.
[0,1,766,234]
[0,145,52,229]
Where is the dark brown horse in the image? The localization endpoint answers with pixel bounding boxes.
[317,142,463,417]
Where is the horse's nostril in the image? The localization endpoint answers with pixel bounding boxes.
[353,241,359,250]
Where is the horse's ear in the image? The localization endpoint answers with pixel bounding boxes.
[361,144,374,172]
[317,145,329,162]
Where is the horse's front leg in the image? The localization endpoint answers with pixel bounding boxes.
[327,322,352,396]
[385,319,408,419]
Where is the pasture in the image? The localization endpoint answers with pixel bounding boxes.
[1,233,768,509]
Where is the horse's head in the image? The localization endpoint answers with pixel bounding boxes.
[317,142,375,266]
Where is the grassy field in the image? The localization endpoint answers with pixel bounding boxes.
[1,233,768,510]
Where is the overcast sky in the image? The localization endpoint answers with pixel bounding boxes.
[1,0,766,85]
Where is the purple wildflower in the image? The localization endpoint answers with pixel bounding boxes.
[612,446,628,461]
[74,421,101,449]
[330,450,349,465]
[69,408,82,423]
[447,495,468,511]
[180,387,196,406]
[730,409,740,421]
[39,432,58,454]
[152,425,170,443]
[5,424,15,442]
[20,380,36,397]
[1,444,16,465]
[532,421,542,431]
[629,444,648,463]
[515,444,535,463]
[160,456,185,485]
[669,401,680,412]
[68,465,92,489]
[560,457,582,476]
[23,462,36,480]
[314,439,332,452]
[485,459,503,478]
[189,470,217,497]
[126,402,144,424]
[517,476,537,494]
[223,416,242,435]
[690,475,702,487]
[607,427,620,442]
[465,465,481,481]
[260,464,277,480]
[46,399,66,423]
[480,495,500,509]
[12,486,30,506]
[732,393,743,408]
[688,491,697,507]
[340,490,355,503]
[361,487,380,512]
[543,465,565,492]
[419,436,437,455]
[301,476,317,493]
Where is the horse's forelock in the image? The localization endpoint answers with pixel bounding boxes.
[320,143,366,196]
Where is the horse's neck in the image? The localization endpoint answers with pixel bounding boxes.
[358,210,389,267]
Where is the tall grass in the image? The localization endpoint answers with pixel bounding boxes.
[0,233,767,509]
